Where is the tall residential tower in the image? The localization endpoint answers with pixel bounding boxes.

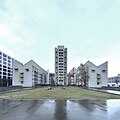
[55,45,67,85]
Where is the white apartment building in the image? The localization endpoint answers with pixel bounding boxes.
[74,61,108,88]
[55,45,67,85]
[0,51,22,86]
[108,74,120,87]
[13,59,49,87]
[84,61,108,88]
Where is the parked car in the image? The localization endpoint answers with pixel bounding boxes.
[107,83,118,87]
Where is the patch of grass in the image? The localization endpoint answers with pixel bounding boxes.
[0,87,120,100]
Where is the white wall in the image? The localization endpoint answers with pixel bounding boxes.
[12,60,23,86]
[22,61,32,87]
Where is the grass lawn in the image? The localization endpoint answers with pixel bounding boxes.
[0,87,120,100]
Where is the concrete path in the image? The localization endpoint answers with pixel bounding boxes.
[0,87,33,94]
[89,88,120,95]
[0,99,120,120]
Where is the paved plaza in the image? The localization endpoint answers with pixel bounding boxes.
[0,99,120,120]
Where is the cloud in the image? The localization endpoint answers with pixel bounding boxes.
[0,24,9,38]
[0,0,120,76]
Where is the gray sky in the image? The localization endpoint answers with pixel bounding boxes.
[0,0,120,77]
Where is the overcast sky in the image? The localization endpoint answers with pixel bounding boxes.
[0,0,120,77]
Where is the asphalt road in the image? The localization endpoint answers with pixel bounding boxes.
[0,99,120,120]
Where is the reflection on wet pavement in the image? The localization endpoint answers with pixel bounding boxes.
[0,99,120,120]
[106,90,120,95]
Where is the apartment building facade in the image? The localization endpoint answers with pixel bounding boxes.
[55,45,67,85]
[0,51,22,86]
[74,61,108,88]
[13,60,49,87]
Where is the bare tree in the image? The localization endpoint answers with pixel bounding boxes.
[84,65,89,87]
[78,64,89,87]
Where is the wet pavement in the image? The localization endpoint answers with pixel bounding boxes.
[0,99,120,120]
[106,90,120,95]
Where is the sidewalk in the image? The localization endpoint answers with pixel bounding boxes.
[0,87,33,94]
[89,88,120,95]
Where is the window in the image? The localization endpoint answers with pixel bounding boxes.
[59,55,63,57]
[59,68,63,71]
[97,79,101,85]
[3,61,6,65]
[8,63,11,66]
[3,76,6,79]
[3,58,6,61]
[59,63,63,65]
[25,68,29,72]
[8,56,11,59]
[59,65,63,67]
[3,72,6,75]
[3,66,6,68]
[8,60,11,63]
[97,74,101,79]
[59,80,63,82]
[59,49,63,51]
[3,53,6,57]
[21,81,23,84]
[8,73,11,76]
[102,70,106,72]
[14,68,18,71]
[3,68,6,72]
[59,73,63,75]
[20,72,24,78]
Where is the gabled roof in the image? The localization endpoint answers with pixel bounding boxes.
[84,60,108,68]
[23,59,47,73]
